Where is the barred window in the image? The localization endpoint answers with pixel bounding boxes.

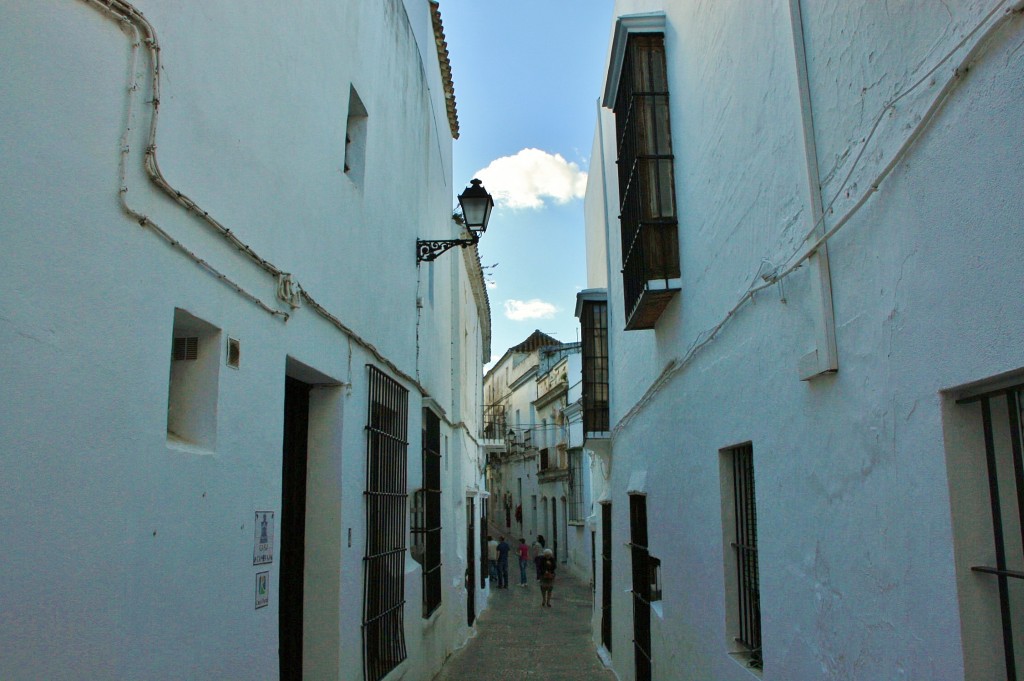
[953,383,1024,680]
[723,443,762,670]
[580,296,609,434]
[413,408,443,618]
[568,449,585,523]
[613,32,680,330]
[363,367,409,681]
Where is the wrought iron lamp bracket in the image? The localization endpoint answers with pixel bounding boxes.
[416,235,479,262]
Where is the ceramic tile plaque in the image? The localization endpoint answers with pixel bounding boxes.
[255,571,269,609]
[253,511,274,565]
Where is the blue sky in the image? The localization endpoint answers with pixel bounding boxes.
[440,0,616,367]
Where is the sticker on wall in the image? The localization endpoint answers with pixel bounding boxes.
[253,511,274,565]
[255,571,270,609]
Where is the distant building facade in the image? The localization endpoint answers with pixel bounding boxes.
[483,332,594,581]
[1,1,490,680]
[582,1,1024,680]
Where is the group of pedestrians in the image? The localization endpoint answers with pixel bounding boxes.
[487,533,558,607]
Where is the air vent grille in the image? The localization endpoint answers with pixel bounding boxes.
[172,336,199,361]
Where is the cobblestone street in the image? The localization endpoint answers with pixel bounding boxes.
[433,547,615,681]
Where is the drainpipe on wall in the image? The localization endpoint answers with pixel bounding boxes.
[787,0,840,380]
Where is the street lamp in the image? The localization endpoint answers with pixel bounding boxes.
[416,179,494,262]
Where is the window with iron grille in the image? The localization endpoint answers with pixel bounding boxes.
[629,494,652,681]
[413,408,443,618]
[580,297,610,434]
[613,32,680,330]
[483,403,506,440]
[363,366,409,681]
[722,443,762,670]
[568,449,585,523]
[952,382,1024,681]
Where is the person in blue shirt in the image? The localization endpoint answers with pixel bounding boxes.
[496,536,511,588]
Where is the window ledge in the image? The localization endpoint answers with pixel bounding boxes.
[727,651,763,678]
[166,435,215,456]
[625,284,681,331]
[422,604,443,625]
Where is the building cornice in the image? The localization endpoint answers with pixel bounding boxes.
[534,381,568,409]
[509,365,538,392]
[461,240,491,363]
[575,288,608,318]
[602,12,667,109]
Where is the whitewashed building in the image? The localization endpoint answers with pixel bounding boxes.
[0,1,492,680]
[582,1,1024,680]
[482,332,593,580]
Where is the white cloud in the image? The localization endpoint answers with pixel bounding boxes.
[486,280,498,289]
[475,148,587,209]
[504,298,557,321]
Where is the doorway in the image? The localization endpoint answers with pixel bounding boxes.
[601,502,612,653]
[552,500,558,562]
[629,494,651,681]
[467,497,476,626]
[561,497,568,564]
[280,376,310,680]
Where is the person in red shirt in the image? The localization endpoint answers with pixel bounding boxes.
[516,538,530,586]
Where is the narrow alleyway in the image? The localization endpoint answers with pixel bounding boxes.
[433,535,615,681]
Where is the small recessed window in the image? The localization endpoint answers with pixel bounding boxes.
[167,309,220,450]
[344,86,368,186]
[649,556,662,602]
[226,337,240,369]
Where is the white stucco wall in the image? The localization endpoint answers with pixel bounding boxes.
[0,1,484,679]
[587,1,1024,680]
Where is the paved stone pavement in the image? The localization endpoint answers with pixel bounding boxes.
[432,551,616,681]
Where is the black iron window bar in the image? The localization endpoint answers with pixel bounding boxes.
[731,444,762,669]
[957,384,1024,681]
[363,366,409,681]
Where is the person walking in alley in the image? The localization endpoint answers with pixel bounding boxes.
[516,538,530,586]
[487,535,498,584]
[531,535,546,579]
[539,548,556,607]
[496,536,511,588]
